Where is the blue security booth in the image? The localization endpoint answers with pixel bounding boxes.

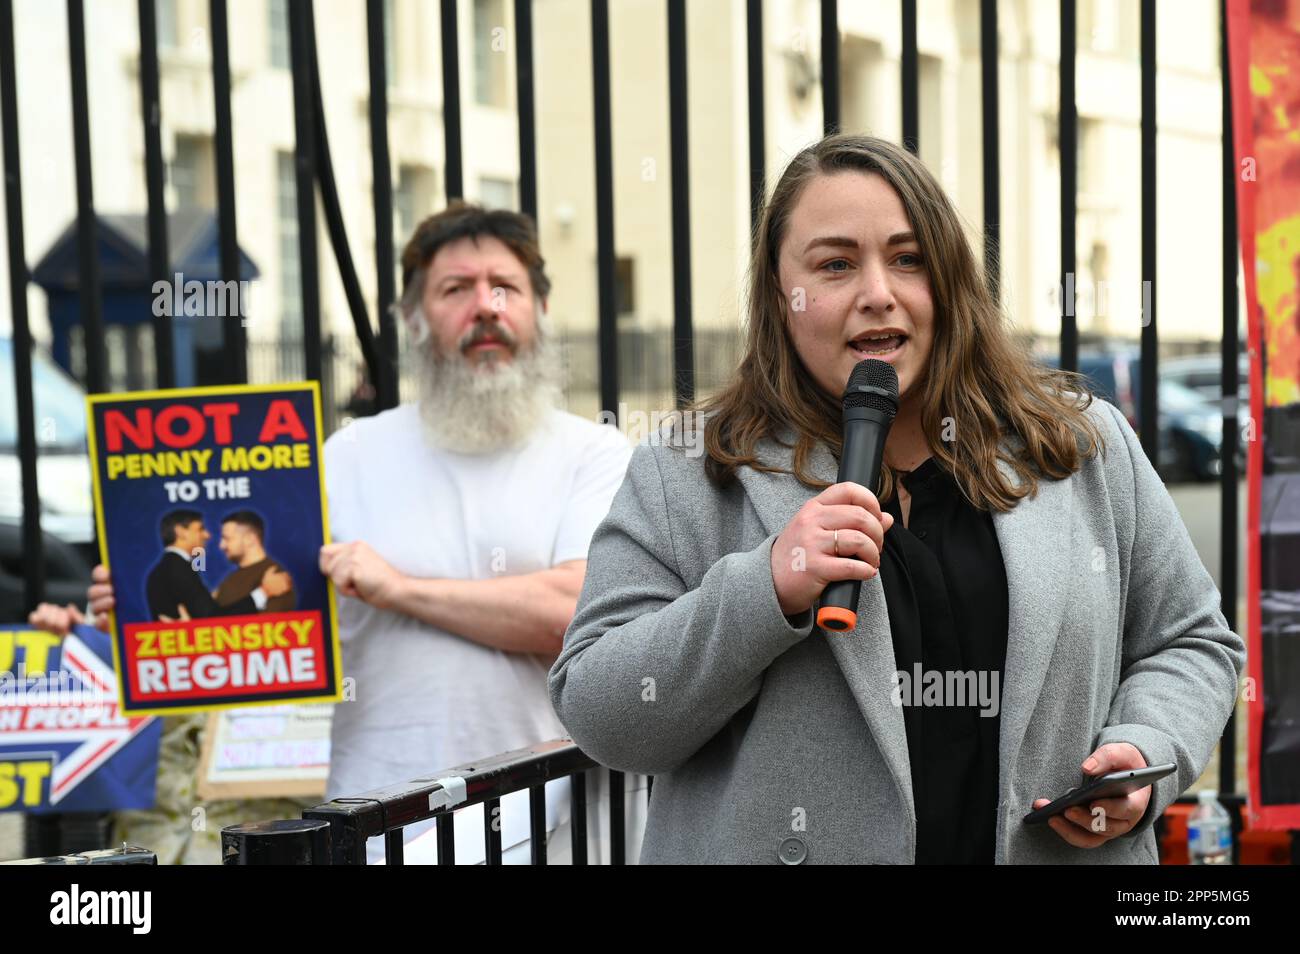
[31,209,260,389]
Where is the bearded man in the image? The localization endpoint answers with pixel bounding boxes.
[34,203,635,864]
[315,202,633,862]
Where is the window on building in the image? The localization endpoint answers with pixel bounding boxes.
[1081,0,1109,52]
[615,256,635,316]
[919,54,943,174]
[839,35,884,135]
[156,0,178,48]
[394,164,436,273]
[1078,116,1100,197]
[473,0,508,107]
[1087,240,1110,332]
[385,0,397,89]
[1082,0,1139,57]
[170,134,215,209]
[478,176,515,211]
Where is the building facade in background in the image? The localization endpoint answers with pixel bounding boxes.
[0,0,1236,429]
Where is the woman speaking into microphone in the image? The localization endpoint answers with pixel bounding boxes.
[549,134,1244,865]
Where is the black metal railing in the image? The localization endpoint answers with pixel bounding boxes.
[217,740,640,866]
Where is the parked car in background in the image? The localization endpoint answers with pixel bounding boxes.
[0,336,94,619]
[1160,351,1250,406]
[1039,348,1243,483]
[1157,378,1235,482]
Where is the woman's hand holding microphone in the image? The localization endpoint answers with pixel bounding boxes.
[770,482,895,618]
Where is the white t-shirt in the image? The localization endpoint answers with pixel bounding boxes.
[321,402,632,862]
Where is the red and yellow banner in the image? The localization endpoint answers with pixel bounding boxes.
[86,383,342,716]
[1229,0,1300,830]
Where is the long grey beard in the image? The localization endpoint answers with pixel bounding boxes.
[415,335,562,455]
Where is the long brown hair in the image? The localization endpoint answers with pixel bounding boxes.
[694,133,1104,512]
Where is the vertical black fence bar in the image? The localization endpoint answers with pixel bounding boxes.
[1218,0,1238,796]
[515,0,538,224]
[528,784,546,864]
[667,0,694,408]
[979,0,1000,303]
[288,0,322,383]
[1138,0,1157,458]
[746,0,765,242]
[384,828,404,865]
[820,0,838,135]
[305,1,382,395]
[591,0,619,415]
[367,0,399,411]
[570,772,588,865]
[138,0,173,389]
[484,797,502,864]
[608,769,625,864]
[441,0,463,201]
[436,815,455,864]
[900,0,918,155]
[210,0,245,384]
[1059,0,1078,373]
[66,0,106,393]
[1,0,44,610]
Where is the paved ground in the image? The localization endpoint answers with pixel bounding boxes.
[1169,478,1247,600]
[0,815,17,861]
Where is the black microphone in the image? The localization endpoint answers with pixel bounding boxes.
[815,359,899,633]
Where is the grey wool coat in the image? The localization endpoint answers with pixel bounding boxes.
[549,398,1246,864]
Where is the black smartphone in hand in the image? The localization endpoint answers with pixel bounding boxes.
[1023,764,1177,825]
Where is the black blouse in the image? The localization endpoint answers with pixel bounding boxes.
[877,456,1009,865]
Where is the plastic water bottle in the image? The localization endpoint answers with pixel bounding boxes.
[1187,790,1233,864]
